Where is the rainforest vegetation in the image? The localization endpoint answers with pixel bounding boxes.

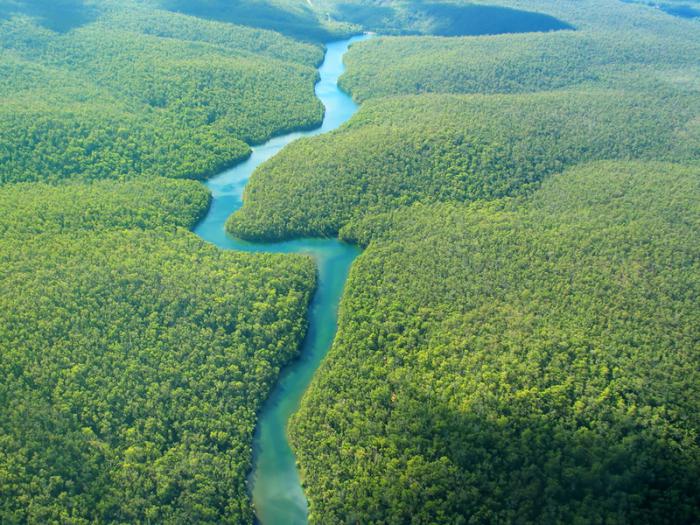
[291,161,700,524]
[227,88,700,240]
[0,0,325,184]
[622,0,700,19]
[225,0,700,522]
[158,0,356,41]
[0,178,211,235]
[0,179,316,523]
[316,0,573,36]
[338,22,700,101]
[0,1,323,522]
[2,0,700,523]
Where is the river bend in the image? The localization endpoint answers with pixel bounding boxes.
[193,35,368,525]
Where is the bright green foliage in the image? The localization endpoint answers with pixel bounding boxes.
[335,0,700,102]
[0,178,210,235]
[0,182,316,524]
[0,98,252,184]
[291,161,700,524]
[0,2,324,184]
[101,5,325,66]
[339,29,700,101]
[227,89,700,240]
[0,2,329,522]
[3,1,700,523]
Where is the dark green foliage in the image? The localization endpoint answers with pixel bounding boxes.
[0,3,330,522]
[328,1,573,36]
[0,182,316,524]
[410,2,574,36]
[3,1,699,523]
[227,89,699,240]
[329,2,395,30]
[0,0,98,32]
[291,161,700,524]
[0,99,251,184]
[224,8,700,521]
[334,0,699,102]
[160,0,355,41]
[623,0,700,19]
[102,5,324,66]
[662,4,700,18]
[0,3,324,184]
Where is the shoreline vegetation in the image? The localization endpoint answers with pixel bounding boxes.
[1,0,699,524]
[192,36,369,524]
[0,1,334,522]
[227,1,700,523]
[0,177,318,523]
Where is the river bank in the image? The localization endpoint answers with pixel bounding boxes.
[193,35,370,525]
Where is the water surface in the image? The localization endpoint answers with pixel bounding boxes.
[194,35,369,525]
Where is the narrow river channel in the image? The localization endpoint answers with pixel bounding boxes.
[193,35,369,525]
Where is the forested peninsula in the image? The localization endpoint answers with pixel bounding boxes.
[0,1,331,522]
[228,0,700,523]
[1,0,699,524]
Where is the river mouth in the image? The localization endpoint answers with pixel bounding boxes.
[193,35,369,525]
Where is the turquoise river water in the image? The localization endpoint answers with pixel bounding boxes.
[193,35,369,525]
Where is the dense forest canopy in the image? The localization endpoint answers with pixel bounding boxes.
[0,178,211,235]
[0,0,325,184]
[227,87,700,240]
[622,0,700,19]
[159,0,356,41]
[223,0,700,523]
[0,1,328,522]
[339,27,700,101]
[0,179,317,523]
[1,0,699,523]
[155,0,573,38]
[322,0,573,35]
[291,162,700,524]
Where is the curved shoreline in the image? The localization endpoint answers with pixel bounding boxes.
[192,35,370,525]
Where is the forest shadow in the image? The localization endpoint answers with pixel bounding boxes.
[414,2,574,36]
[0,0,98,33]
[387,382,699,523]
[333,3,395,29]
[162,0,333,41]
[620,0,700,20]
[660,3,700,19]
[334,1,573,36]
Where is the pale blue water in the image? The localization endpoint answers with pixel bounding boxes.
[193,35,369,525]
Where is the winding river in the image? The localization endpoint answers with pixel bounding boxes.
[193,35,369,525]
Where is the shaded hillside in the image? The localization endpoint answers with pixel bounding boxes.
[292,161,700,524]
[0,0,98,32]
[328,0,573,35]
[161,0,355,41]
